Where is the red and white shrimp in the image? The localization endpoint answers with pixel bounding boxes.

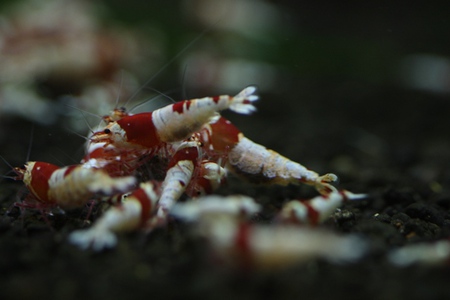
[277,190,367,225]
[208,221,367,268]
[60,85,367,253]
[78,87,257,182]
[156,141,200,221]
[69,181,160,250]
[89,86,258,150]
[199,116,338,194]
[14,161,137,210]
[170,195,366,269]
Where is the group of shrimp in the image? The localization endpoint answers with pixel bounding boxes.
[11,86,368,268]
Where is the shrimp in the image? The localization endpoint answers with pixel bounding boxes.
[14,161,137,210]
[89,86,258,150]
[68,181,160,250]
[199,116,338,195]
[156,141,201,222]
[276,190,367,225]
[170,195,366,269]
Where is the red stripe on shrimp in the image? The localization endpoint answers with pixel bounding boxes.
[116,112,161,148]
[172,101,192,114]
[27,162,59,204]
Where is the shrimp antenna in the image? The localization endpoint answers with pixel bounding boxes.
[180,63,189,100]
[26,125,35,162]
[146,87,177,103]
[1,174,17,181]
[0,155,15,171]
[79,111,96,135]
[144,86,178,102]
[64,127,90,142]
[0,154,18,181]
[114,70,125,109]
[128,88,177,113]
[126,23,217,105]
[48,153,66,167]
[127,92,165,113]
[0,151,33,183]
[54,147,79,165]
[0,163,19,181]
[64,103,99,134]
[64,103,102,120]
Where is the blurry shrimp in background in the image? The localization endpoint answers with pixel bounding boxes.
[0,0,160,131]
[399,54,450,94]
[0,0,290,161]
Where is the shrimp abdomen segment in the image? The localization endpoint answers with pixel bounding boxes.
[48,166,136,209]
[228,137,337,191]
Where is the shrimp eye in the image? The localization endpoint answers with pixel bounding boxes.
[104,128,111,134]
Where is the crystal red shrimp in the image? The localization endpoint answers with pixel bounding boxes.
[89,86,258,150]
[14,161,137,210]
[170,195,366,269]
[156,142,227,222]
[276,190,366,225]
[79,87,257,179]
[156,141,202,222]
[198,116,338,194]
[69,181,160,250]
[211,222,366,268]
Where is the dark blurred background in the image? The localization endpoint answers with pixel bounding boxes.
[1,0,450,190]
